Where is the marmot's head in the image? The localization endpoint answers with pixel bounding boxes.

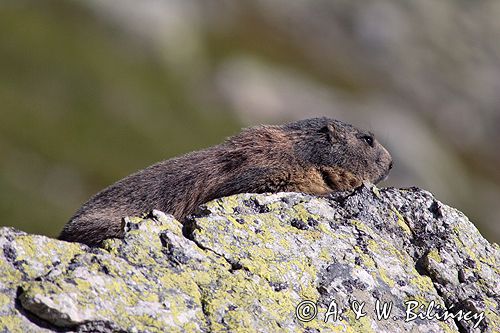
[285,117,393,188]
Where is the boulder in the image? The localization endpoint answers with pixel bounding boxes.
[0,184,498,332]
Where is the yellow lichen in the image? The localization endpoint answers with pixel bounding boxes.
[390,208,411,235]
[378,267,395,288]
[408,275,435,293]
[427,249,442,263]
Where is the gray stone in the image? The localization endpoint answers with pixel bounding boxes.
[0,185,498,332]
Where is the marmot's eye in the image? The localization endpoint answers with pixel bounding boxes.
[362,135,374,147]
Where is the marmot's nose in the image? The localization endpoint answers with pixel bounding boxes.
[389,161,393,170]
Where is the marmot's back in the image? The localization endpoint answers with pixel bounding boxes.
[59,117,393,246]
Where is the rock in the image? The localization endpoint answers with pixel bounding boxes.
[0,184,498,332]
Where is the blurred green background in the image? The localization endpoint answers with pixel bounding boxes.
[1,0,499,243]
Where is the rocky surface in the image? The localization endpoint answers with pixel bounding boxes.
[3,0,500,244]
[83,0,500,242]
[0,184,498,332]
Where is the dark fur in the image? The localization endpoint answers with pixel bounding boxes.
[59,118,392,246]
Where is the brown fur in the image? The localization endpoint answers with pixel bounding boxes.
[59,117,392,246]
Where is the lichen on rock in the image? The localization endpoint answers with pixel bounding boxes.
[0,184,498,332]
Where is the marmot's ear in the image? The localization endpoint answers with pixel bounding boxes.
[319,123,337,142]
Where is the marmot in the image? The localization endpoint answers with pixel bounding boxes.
[59,117,392,246]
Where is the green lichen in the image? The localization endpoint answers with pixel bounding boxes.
[159,271,203,299]
[353,246,377,269]
[202,270,299,333]
[215,196,241,215]
[482,297,500,329]
[0,315,24,333]
[350,219,373,234]
[344,310,375,333]
[292,203,319,223]
[437,320,459,333]
[1,190,498,332]
[478,252,496,269]
[391,208,411,235]
[0,265,22,288]
[12,235,84,279]
[0,293,11,309]
[319,248,331,261]
[462,245,482,271]
[427,249,442,263]
[366,239,380,252]
[378,267,395,288]
[408,275,435,293]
